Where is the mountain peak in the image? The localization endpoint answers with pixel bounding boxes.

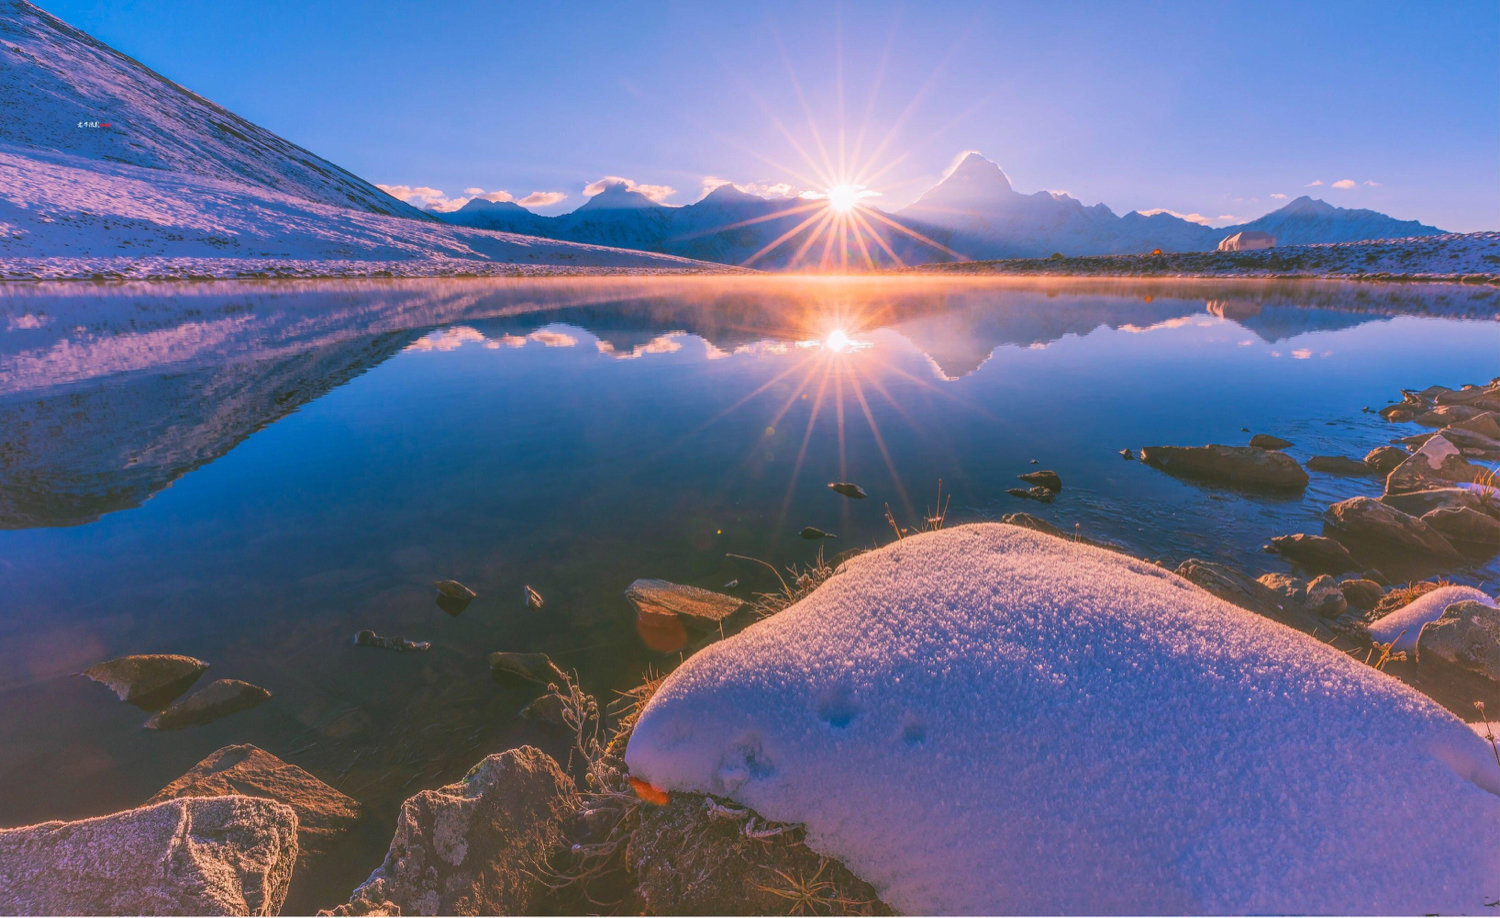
[578,181,662,211]
[456,197,528,214]
[943,151,1013,191]
[902,151,1015,216]
[700,183,762,205]
[1277,195,1338,217]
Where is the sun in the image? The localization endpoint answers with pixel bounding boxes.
[826,184,862,213]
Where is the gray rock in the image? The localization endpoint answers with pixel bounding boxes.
[149,744,359,867]
[1413,404,1484,428]
[354,630,430,653]
[1337,578,1384,611]
[81,653,208,710]
[1452,410,1500,439]
[1363,446,1409,475]
[1017,470,1062,491]
[798,527,837,540]
[1305,575,1349,619]
[1175,560,1279,616]
[519,692,569,729]
[1417,600,1499,682]
[1269,533,1358,575]
[1140,444,1308,490]
[523,585,544,610]
[0,795,297,916]
[626,579,745,631]
[1421,506,1500,550]
[1380,487,1483,517]
[326,746,576,917]
[145,678,272,730]
[434,579,476,600]
[1307,455,1375,476]
[486,651,566,687]
[1249,433,1293,450]
[827,482,867,499]
[1322,497,1460,561]
[1384,434,1490,494]
[1257,573,1308,607]
[1007,485,1056,503]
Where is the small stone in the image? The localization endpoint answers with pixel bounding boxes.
[1305,575,1348,619]
[799,526,837,540]
[1119,449,1135,460]
[626,579,745,630]
[827,482,867,499]
[82,653,209,710]
[1249,433,1293,450]
[1257,573,1308,607]
[1018,470,1062,492]
[1417,600,1500,681]
[434,579,476,600]
[524,585,544,610]
[487,651,567,687]
[145,679,272,730]
[1007,486,1056,504]
[1337,579,1384,611]
[520,692,570,728]
[353,630,430,653]
[1307,455,1375,476]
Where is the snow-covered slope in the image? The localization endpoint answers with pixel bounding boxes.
[0,2,723,277]
[626,524,1500,915]
[0,0,417,217]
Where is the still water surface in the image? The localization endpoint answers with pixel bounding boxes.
[0,276,1495,904]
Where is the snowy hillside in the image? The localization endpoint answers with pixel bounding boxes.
[1231,195,1443,245]
[0,2,725,278]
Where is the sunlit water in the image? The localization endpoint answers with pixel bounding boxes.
[0,276,1495,906]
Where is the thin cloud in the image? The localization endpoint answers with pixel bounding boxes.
[584,176,676,202]
[1270,193,1288,200]
[1139,208,1211,226]
[1305,180,1324,187]
[376,184,563,212]
[1331,179,1357,190]
[518,191,567,208]
[1364,180,1381,187]
[698,177,803,200]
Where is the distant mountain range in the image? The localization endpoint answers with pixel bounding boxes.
[438,152,1447,267]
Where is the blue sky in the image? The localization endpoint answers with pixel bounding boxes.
[44,0,1499,229]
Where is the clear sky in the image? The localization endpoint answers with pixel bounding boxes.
[40,0,1499,229]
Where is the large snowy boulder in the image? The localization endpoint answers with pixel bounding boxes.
[1217,230,1275,252]
[625,524,1499,915]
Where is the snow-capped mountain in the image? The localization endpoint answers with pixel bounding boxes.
[1226,195,1442,246]
[0,1,719,277]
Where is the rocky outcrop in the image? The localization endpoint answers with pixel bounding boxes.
[1017,470,1062,491]
[0,795,297,916]
[1270,533,1357,575]
[1249,433,1292,450]
[146,678,272,730]
[1175,560,1281,617]
[626,579,744,631]
[149,745,359,866]
[1140,444,1308,491]
[325,746,576,917]
[1363,446,1409,474]
[1417,600,1500,682]
[81,653,208,710]
[1322,497,1460,562]
[1422,506,1500,551]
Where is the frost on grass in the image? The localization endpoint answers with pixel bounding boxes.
[625,523,1500,915]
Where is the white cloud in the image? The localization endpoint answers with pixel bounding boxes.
[584,176,677,202]
[377,184,458,210]
[699,176,804,200]
[1331,179,1357,190]
[462,187,484,195]
[1305,180,1324,187]
[518,191,568,208]
[1216,214,1237,222]
[1364,179,1381,187]
[1270,193,1288,200]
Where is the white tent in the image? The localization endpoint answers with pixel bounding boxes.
[1218,230,1276,251]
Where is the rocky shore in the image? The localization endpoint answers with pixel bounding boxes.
[3,380,1496,915]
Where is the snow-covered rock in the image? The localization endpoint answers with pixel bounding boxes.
[626,524,1500,915]
[1366,585,1495,654]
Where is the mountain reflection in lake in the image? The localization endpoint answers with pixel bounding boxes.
[0,277,1495,906]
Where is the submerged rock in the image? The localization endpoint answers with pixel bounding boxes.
[1249,433,1292,450]
[434,580,476,615]
[1269,533,1357,575]
[1119,448,1135,460]
[1418,600,1500,682]
[798,526,836,540]
[1017,470,1062,491]
[324,746,576,917]
[1306,455,1374,476]
[625,525,1500,915]
[150,744,359,866]
[1007,485,1056,504]
[0,795,297,916]
[827,481,867,499]
[626,578,745,631]
[354,630,431,653]
[81,653,208,710]
[1140,444,1308,491]
[487,651,566,687]
[145,678,272,730]
[1322,497,1460,562]
[523,585,544,610]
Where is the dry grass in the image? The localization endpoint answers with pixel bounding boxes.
[732,548,841,620]
[757,858,882,916]
[1368,579,1452,619]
